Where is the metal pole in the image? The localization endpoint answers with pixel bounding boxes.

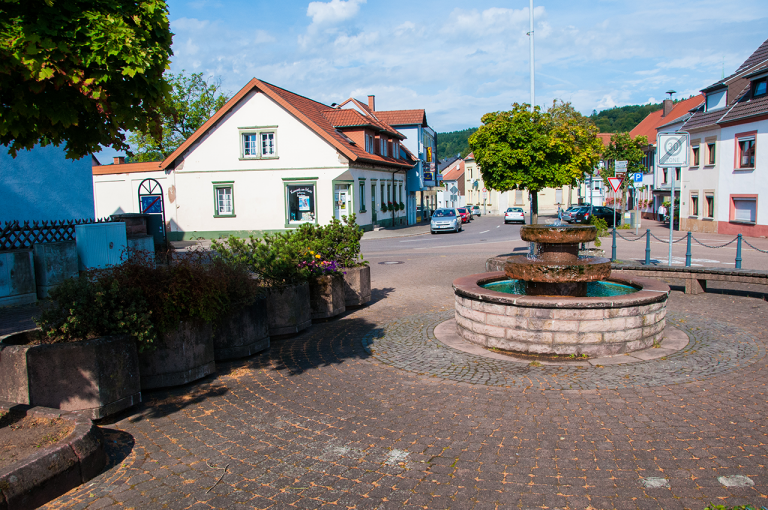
[668,168,675,266]
[735,234,743,269]
[529,0,534,111]
[685,232,692,267]
[645,229,651,265]
[611,227,617,262]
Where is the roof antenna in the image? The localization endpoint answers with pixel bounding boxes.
[666,90,676,100]
[722,57,725,79]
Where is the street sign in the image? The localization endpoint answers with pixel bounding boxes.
[608,177,623,193]
[633,172,643,183]
[450,185,458,194]
[657,132,689,167]
[615,160,628,171]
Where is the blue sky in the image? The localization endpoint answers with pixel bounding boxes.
[101,0,768,159]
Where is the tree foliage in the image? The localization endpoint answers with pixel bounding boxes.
[0,0,174,159]
[602,132,648,192]
[436,127,477,161]
[468,101,604,221]
[588,103,661,133]
[127,71,230,162]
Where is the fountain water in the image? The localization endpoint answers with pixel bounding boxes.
[452,224,670,356]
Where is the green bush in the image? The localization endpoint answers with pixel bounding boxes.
[589,216,609,247]
[703,505,758,510]
[212,233,313,286]
[290,214,366,268]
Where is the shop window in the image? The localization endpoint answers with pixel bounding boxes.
[732,197,757,223]
[213,182,235,217]
[286,182,316,224]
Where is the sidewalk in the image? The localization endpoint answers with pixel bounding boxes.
[361,221,432,240]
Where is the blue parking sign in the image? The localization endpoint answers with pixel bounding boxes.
[633,172,643,183]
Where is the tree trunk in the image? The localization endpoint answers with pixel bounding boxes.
[531,191,539,225]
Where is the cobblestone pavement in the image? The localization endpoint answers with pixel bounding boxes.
[35,236,768,510]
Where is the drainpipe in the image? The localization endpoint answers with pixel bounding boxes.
[392,170,396,225]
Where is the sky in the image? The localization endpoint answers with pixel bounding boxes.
[100,0,768,159]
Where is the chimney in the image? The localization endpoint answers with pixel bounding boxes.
[113,156,125,165]
[662,99,674,117]
[367,95,375,111]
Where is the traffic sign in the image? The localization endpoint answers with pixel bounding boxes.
[657,132,689,167]
[608,177,623,193]
[615,160,628,171]
[633,172,643,183]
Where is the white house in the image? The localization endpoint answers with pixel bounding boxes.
[680,37,768,237]
[92,79,417,240]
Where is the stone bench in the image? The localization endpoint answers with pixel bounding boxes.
[610,263,768,295]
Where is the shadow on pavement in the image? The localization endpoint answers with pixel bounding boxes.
[100,428,136,470]
[369,287,395,305]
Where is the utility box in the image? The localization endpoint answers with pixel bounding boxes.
[75,222,127,270]
[33,241,78,298]
[0,250,37,306]
[145,214,165,247]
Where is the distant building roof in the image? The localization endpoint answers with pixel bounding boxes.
[93,160,162,175]
[629,96,704,144]
[374,110,428,127]
[442,162,465,181]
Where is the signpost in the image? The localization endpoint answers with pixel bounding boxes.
[482,188,488,215]
[608,177,622,234]
[657,132,690,266]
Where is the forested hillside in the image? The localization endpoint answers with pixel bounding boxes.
[588,103,662,133]
[437,127,477,160]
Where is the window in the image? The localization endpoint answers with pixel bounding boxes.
[240,127,278,159]
[359,180,366,212]
[380,138,387,157]
[754,78,767,97]
[213,182,234,217]
[705,194,714,218]
[706,90,726,111]
[690,193,699,217]
[392,141,399,159]
[515,190,523,205]
[555,189,563,204]
[380,183,385,205]
[738,137,755,168]
[286,183,316,224]
[365,134,374,154]
[692,146,700,166]
[675,168,681,182]
[707,142,716,165]
[732,197,757,223]
[387,183,391,204]
[662,169,668,185]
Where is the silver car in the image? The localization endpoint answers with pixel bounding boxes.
[430,208,462,234]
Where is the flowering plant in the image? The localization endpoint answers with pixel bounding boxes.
[399,202,405,210]
[298,250,344,276]
[381,203,388,212]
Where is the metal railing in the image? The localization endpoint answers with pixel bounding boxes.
[610,228,768,269]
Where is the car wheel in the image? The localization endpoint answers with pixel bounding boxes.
[431,230,436,234]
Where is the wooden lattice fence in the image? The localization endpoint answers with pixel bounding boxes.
[0,218,115,251]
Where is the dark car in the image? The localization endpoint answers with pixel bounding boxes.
[456,207,471,223]
[571,206,621,226]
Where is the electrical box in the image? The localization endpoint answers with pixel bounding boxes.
[75,222,127,270]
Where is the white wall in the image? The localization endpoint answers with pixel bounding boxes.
[718,119,768,226]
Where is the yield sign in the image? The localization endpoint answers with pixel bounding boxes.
[608,177,623,193]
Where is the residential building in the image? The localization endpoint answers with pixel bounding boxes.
[92,79,417,239]
[372,99,439,223]
[680,37,768,236]
[437,158,465,209]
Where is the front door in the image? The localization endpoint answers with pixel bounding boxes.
[371,183,377,223]
[334,184,350,220]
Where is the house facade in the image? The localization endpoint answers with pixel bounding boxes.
[680,37,768,237]
[92,79,417,239]
[436,158,465,209]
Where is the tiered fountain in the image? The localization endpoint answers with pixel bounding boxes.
[452,224,669,357]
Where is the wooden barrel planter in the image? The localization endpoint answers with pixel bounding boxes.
[0,330,141,419]
[213,296,270,361]
[266,282,312,336]
[309,273,346,320]
[138,320,215,390]
[342,265,371,306]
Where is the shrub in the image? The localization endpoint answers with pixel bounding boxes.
[283,214,366,268]
[589,216,609,247]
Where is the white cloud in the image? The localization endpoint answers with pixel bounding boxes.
[596,95,619,109]
[254,30,276,44]
[307,0,366,26]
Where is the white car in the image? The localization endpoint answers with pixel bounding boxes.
[430,208,462,234]
[504,207,525,224]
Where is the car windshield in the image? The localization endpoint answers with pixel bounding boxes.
[457,208,467,213]
[433,209,456,217]
[510,208,523,212]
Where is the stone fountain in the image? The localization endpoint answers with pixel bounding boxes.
[452,224,670,357]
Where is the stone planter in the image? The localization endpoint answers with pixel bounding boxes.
[266,282,311,336]
[0,331,141,419]
[342,265,371,306]
[213,296,270,361]
[138,320,215,390]
[309,274,346,320]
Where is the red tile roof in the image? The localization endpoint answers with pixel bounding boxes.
[374,110,427,127]
[334,98,405,139]
[161,79,414,171]
[93,161,163,175]
[597,133,612,147]
[629,96,704,144]
[442,161,465,181]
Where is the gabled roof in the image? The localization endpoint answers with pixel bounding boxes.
[335,98,405,139]
[374,110,428,127]
[442,161,465,181]
[719,83,768,125]
[701,38,768,93]
[438,155,461,172]
[93,161,163,175]
[160,78,413,171]
[596,133,612,147]
[629,96,704,144]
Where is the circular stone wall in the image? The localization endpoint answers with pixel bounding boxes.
[452,272,670,357]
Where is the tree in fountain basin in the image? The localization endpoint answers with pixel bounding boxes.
[602,132,648,213]
[468,101,604,224]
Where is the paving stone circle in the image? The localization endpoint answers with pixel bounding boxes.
[362,310,765,390]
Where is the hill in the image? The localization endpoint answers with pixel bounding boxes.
[437,127,477,161]
[588,103,663,133]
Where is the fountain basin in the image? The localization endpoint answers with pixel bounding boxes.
[452,272,669,357]
[520,224,598,244]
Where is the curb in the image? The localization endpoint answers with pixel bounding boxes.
[0,403,106,510]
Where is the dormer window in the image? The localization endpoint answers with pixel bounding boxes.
[754,78,767,98]
[705,90,726,111]
[365,133,374,154]
[380,137,388,157]
[392,141,399,159]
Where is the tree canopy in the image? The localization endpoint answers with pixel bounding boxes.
[0,0,173,159]
[436,127,477,161]
[468,101,604,222]
[127,72,230,162]
[602,132,648,192]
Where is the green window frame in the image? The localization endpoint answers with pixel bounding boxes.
[213,181,235,217]
[239,125,279,160]
[359,179,367,213]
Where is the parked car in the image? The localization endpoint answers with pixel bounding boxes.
[457,207,472,223]
[570,206,621,226]
[504,207,525,224]
[430,208,462,234]
[560,206,581,222]
[471,205,481,217]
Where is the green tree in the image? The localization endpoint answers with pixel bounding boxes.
[0,0,173,159]
[127,71,230,162]
[468,101,603,224]
[603,132,648,209]
[436,127,478,160]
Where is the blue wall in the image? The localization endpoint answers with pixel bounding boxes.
[0,144,95,223]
